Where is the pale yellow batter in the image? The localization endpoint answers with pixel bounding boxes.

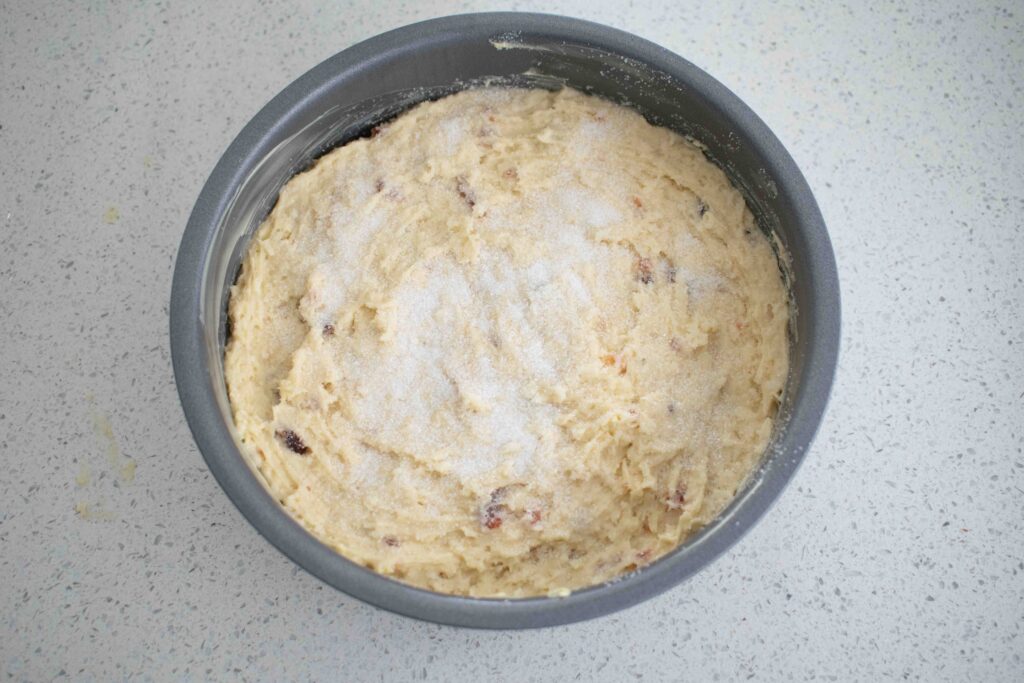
[225,87,789,598]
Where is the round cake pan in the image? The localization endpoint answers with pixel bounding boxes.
[170,12,840,629]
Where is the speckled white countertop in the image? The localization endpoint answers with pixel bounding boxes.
[2,1,1021,680]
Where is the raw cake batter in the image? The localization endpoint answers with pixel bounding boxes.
[224,87,789,597]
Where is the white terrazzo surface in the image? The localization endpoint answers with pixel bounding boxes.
[1,1,1022,680]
